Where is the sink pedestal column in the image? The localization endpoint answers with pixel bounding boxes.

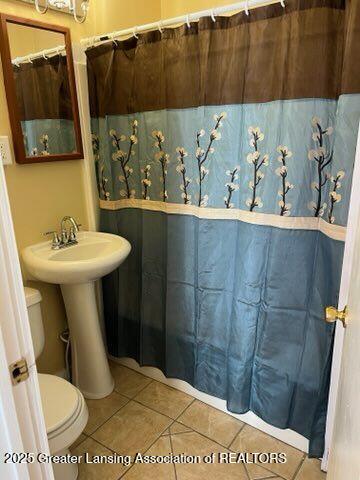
[60,281,114,399]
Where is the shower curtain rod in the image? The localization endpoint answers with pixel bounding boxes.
[81,0,284,48]
[12,44,66,66]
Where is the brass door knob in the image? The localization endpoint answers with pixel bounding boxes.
[325,306,348,328]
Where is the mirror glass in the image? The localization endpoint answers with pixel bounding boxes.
[7,22,76,157]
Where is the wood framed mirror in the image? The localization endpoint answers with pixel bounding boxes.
[0,14,83,164]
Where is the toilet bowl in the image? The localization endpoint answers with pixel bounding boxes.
[25,287,88,480]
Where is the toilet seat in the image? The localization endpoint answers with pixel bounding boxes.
[38,374,88,454]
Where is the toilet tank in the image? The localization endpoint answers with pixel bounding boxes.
[24,287,45,360]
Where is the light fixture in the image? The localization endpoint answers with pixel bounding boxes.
[34,0,89,23]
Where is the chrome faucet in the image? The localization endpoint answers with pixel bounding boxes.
[44,216,81,250]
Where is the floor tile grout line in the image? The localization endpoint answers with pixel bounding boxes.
[117,418,178,479]
[113,377,154,401]
[228,436,290,480]
[291,453,306,480]
[85,395,131,437]
[243,461,252,480]
[162,429,193,437]
[168,425,178,480]
[131,396,194,423]
[133,375,196,398]
[227,421,246,449]
[226,422,305,480]
[175,416,247,452]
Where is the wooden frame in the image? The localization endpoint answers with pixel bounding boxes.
[0,13,83,164]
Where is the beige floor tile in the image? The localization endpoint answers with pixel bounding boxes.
[70,433,87,450]
[84,391,129,435]
[169,422,193,435]
[171,431,248,480]
[230,425,304,480]
[246,462,279,479]
[295,458,326,480]
[110,362,152,398]
[122,436,176,480]
[134,381,193,418]
[72,437,129,480]
[92,400,172,456]
[177,400,243,447]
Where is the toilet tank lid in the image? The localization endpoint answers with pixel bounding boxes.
[24,287,42,307]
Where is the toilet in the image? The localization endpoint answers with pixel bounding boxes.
[25,287,88,480]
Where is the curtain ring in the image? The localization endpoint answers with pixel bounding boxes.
[27,55,33,64]
[42,52,48,59]
[186,14,191,28]
[211,9,216,22]
[245,0,250,15]
[35,0,48,14]
[158,21,163,34]
[110,33,117,45]
[280,0,285,7]
[133,26,139,39]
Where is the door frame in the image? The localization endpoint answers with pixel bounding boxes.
[0,157,53,480]
[322,121,360,471]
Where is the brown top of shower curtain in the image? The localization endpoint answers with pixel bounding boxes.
[14,55,74,121]
[86,0,359,117]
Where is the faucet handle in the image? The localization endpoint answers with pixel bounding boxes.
[43,231,61,248]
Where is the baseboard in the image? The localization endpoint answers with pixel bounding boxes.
[109,355,309,453]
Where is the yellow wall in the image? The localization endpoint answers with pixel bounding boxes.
[92,0,161,35]
[8,22,64,58]
[160,0,237,18]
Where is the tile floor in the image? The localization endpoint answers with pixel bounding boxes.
[71,361,326,480]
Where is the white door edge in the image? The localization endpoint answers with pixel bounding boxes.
[0,158,53,479]
[322,120,360,471]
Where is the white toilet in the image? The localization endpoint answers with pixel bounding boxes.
[25,287,88,480]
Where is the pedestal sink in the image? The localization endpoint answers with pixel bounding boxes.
[22,231,131,399]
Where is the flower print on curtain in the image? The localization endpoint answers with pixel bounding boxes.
[308,117,334,218]
[152,130,170,202]
[276,146,294,216]
[87,0,360,458]
[246,127,269,211]
[110,120,138,199]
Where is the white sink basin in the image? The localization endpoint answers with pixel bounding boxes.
[22,230,131,400]
[22,231,131,284]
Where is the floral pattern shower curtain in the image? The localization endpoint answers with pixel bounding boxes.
[87,0,360,456]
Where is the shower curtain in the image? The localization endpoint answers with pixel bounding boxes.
[86,0,360,456]
[13,54,75,155]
